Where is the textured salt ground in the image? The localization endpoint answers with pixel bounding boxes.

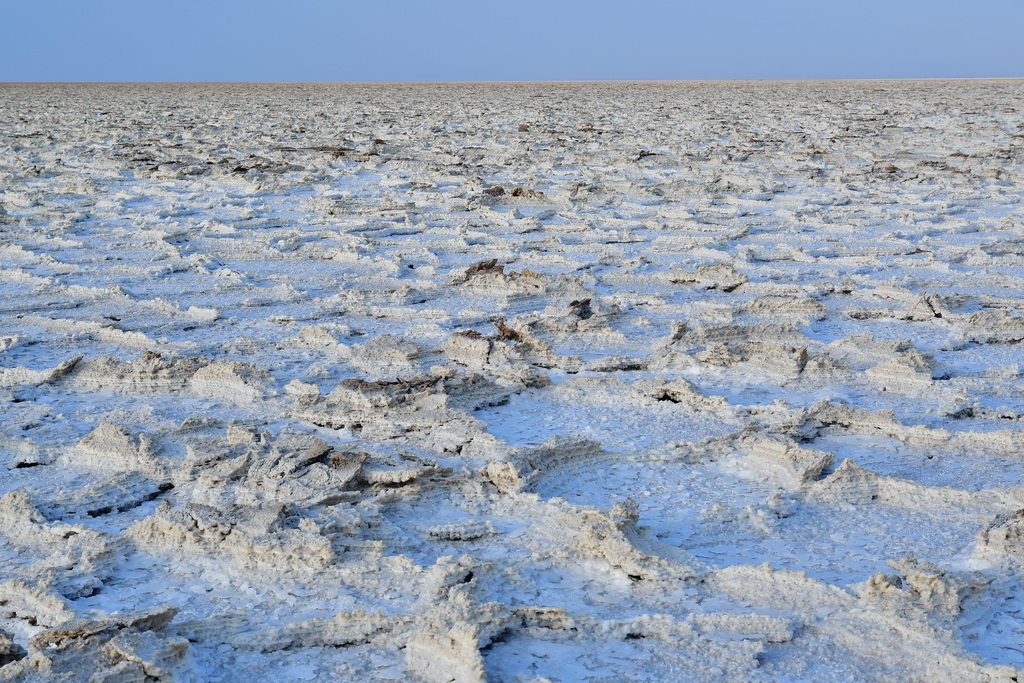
[479,378,742,449]
[1,81,1024,680]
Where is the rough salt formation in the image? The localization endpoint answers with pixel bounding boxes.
[1,81,1023,680]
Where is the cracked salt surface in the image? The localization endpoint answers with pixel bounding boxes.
[1,81,1024,680]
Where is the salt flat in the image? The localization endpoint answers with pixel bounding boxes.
[1,81,1023,681]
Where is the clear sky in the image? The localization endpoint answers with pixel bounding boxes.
[3,0,1021,82]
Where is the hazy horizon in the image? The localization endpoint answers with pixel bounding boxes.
[4,77,1023,86]
[3,0,1021,82]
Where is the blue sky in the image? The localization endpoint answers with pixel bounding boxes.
[3,0,1021,81]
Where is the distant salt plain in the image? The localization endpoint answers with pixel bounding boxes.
[1,81,1023,681]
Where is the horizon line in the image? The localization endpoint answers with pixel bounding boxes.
[2,76,1022,86]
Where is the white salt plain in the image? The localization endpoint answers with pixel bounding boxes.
[0,81,1023,681]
